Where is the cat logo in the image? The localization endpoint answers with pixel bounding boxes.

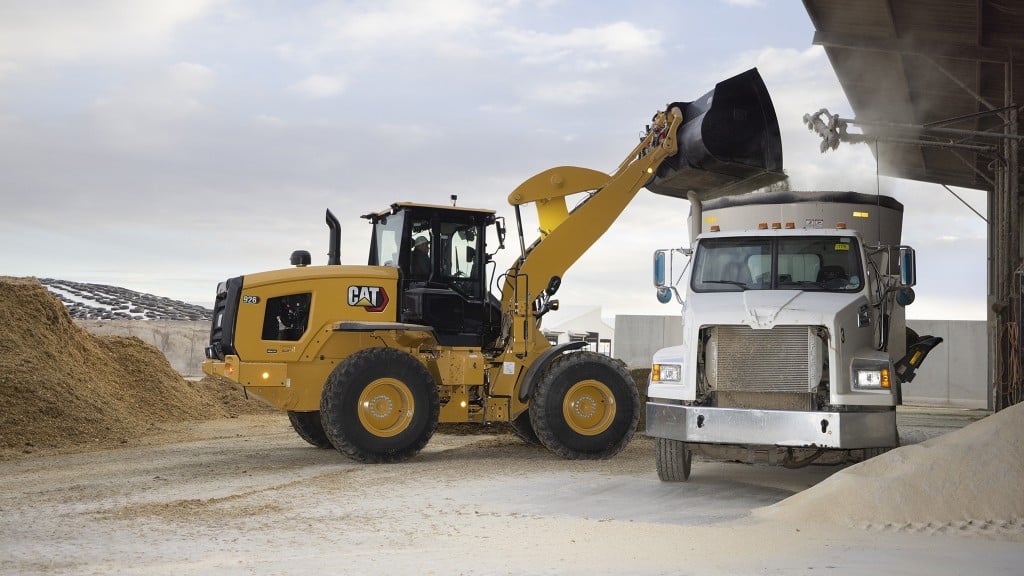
[347,285,388,312]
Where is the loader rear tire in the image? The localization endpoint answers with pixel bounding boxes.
[655,438,692,481]
[529,351,639,459]
[510,410,542,446]
[287,410,333,448]
[320,348,439,463]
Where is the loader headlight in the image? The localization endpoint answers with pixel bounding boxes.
[854,367,890,389]
[652,363,681,382]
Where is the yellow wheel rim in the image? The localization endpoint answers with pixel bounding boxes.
[562,379,616,436]
[357,377,414,438]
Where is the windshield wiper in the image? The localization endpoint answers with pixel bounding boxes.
[706,280,748,289]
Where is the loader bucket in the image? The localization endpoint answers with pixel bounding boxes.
[646,68,784,201]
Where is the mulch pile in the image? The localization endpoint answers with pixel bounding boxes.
[0,277,272,459]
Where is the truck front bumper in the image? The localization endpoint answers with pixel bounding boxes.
[646,402,897,449]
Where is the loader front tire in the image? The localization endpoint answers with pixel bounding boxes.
[287,410,333,448]
[320,348,439,463]
[529,351,639,459]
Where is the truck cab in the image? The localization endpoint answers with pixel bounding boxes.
[646,191,942,480]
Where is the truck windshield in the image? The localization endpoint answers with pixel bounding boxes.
[692,236,863,293]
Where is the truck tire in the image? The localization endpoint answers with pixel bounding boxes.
[656,438,692,481]
[320,347,439,463]
[287,411,332,448]
[510,410,542,446]
[528,351,640,459]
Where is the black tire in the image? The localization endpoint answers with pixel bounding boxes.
[510,410,542,446]
[320,348,439,463]
[656,438,692,481]
[287,410,333,448]
[528,351,640,459]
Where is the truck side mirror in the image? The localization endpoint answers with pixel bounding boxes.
[899,246,917,287]
[654,250,668,288]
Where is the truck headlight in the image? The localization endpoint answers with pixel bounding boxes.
[854,367,890,389]
[652,363,681,382]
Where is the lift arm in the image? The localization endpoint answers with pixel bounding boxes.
[498,107,684,357]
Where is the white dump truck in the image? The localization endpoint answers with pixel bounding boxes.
[645,190,943,480]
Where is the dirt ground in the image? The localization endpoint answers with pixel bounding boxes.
[2,277,1021,574]
[1,413,1021,576]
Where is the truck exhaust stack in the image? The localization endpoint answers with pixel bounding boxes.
[646,68,785,200]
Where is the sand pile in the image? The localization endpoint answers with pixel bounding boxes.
[0,277,271,458]
[758,401,1024,531]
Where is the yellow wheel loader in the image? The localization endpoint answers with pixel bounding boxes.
[202,68,784,463]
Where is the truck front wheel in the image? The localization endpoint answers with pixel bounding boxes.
[656,438,692,481]
[320,348,439,463]
[287,411,333,448]
[529,352,639,459]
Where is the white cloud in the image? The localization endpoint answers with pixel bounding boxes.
[524,79,603,105]
[500,21,662,64]
[0,1,220,64]
[290,74,348,99]
[320,0,503,46]
[91,61,216,148]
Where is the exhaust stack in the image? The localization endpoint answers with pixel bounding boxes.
[326,209,341,265]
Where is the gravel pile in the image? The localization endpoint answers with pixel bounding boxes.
[0,277,269,459]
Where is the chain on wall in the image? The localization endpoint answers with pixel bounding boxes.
[996,267,1024,410]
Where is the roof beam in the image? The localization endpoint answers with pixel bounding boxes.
[813,31,1012,63]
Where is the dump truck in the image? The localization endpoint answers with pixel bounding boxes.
[202,68,784,463]
[645,189,944,480]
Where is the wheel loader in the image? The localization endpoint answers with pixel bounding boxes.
[201,68,784,463]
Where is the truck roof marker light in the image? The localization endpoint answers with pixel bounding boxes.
[758,223,768,230]
[853,211,869,218]
[771,222,781,229]
[784,222,795,229]
[836,222,847,229]
[710,225,720,232]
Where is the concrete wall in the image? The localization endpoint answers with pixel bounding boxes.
[613,315,683,369]
[904,320,988,409]
[613,315,988,409]
[77,320,209,378]
[78,316,989,409]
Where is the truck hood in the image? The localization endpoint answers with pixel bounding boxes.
[689,290,867,329]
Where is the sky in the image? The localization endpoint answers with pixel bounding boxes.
[0,0,989,321]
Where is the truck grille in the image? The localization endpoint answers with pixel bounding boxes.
[712,325,820,393]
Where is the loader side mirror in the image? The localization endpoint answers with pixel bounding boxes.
[899,247,917,287]
[546,275,561,296]
[496,217,507,249]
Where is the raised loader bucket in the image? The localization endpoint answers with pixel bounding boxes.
[646,68,784,200]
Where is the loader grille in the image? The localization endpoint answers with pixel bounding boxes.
[713,325,819,393]
[205,276,242,360]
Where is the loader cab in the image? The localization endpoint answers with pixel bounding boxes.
[364,202,503,347]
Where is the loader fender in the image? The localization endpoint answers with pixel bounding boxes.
[517,341,588,402]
